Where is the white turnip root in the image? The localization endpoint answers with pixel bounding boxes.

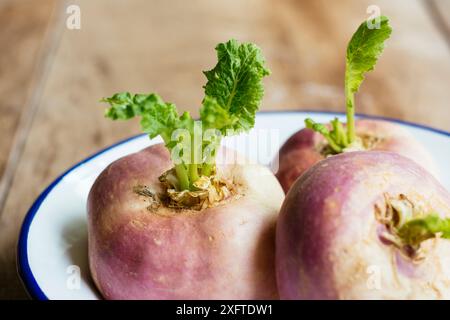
[88,144,283,299]
[276,151,450,299]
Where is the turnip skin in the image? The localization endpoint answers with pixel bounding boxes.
[276,151,450,300]
[88,144,284,300]
[276,119,437,192]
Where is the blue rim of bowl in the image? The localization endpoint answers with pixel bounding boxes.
[17,110,450,300]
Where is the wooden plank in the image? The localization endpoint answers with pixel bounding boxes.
[427,0,450,46]
[0,0,59,298]
[266,0,450,130]
[1,0,449,298]
[0,0,58,186]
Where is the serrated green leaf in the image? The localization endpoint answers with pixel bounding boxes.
[102,92,190,144]
[102,92,165,120]
[200,96,238,133]
[101,39,271,191]
[202,39,270,133]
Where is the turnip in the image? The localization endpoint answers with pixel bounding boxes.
[276,16,436,192]
[87,40,284,299]
[276,151,450,299]
[277,119,436,192]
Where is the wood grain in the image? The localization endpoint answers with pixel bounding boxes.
[0,0,449,299]
[428,0,450,46]
[0,0,57,186]
[268,0,450,129]
[0,0,58,298]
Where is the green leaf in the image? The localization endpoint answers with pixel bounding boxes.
[200,96,238,133]
[102,92,165,120]
[345,16,392,95]
[139,102,182,140]
[101,40,271,191]
[202,39,270,133]
[397,214,450,247]
[302,17,392,147]
[345,16,392,142]
[103,92,188,143]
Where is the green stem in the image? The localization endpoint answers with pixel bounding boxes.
[346,86,356,143]
[189,163,199,185]
[334,119,348,147]
[201,135,220,177]
[175,164,190,191]
[323,134,342,153]
[162,133,192,191]
[397,214,450,247]
[189,121,201,185]
[202,163,214,176]
[305,118,342,153]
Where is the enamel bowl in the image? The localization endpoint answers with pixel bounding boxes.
[17,111,450,299]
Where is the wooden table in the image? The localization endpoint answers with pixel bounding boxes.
[0,0,449,299]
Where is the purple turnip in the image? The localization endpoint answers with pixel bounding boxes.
[88,144,283,299]
[277,119,436,192]
[87,40,285,299]
[276,151,450,299]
